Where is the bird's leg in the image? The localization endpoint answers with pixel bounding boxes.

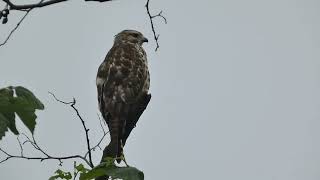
[120,140,129,167]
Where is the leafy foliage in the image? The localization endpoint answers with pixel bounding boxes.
[0,86,44,140]
[49,169,72,180]
[74,162,90,179]
[48,158,144,180]
[80,158,144,180]
[0,86,145,180]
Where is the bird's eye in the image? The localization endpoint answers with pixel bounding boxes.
[132,33,139,38]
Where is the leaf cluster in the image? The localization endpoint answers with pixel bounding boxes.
[80,157,144,180]
[0,86,44,140]
[49,158,144,180]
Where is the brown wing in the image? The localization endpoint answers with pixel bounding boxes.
[122,93,151,146]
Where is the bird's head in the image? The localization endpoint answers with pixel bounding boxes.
[114,30,148,46]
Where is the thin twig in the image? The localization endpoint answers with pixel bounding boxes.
[151,10,167,24]
[73,161,79,180]
[48,92,74,104]
[0,147,90,166]
[16,136,24,156]
[1,0,166,50]
[0,9,30,46]
[0,97,94,168]
[0,0,45,47]
[98,113,106,134]
[49,92,94,167]
[84,114,109,158]
[145,0,167,51]
[0,0,113,47]
[22,133,91,167]
[85,130,109,158]
[70,99,94,167]
[31,134,51,157]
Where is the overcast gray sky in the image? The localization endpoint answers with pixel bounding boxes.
[1,0,320,179]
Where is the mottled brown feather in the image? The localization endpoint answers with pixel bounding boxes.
[96,30,150,164]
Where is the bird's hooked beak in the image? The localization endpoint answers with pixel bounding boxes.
[143,37,149,43]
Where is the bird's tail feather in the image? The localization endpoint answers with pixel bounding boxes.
[101,140,121,161]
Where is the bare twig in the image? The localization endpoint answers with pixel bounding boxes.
[2,0,112,10]
[1,0,166,50]
[145,0,167,51]
[0,92,97,168]
[84,114,109,158]
[20,133,91,167]
[0,147,90,166]
[73,161,79,180]
[0,0,112,47]
[98,113,106,134]
[16,136,24,156]
[151,10,167,24]
[49,92,94,167]
[21,133,38,150]
[85,130,109,158]
[0,0,45,47]
[0,134,92,167]
[48,92,74,104]
[0,8,31,47]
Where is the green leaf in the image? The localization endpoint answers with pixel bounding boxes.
[0,87,14,113]
[16,110,37,134]
[15,86,44,110]
[0,87,18,135]
[49,169,72,180]
[2,112,18,135]
[0,113,9,140]
[0,87,13,97]
[79,168,107,180]
[80,160,144,180]
[106,166,144,180]
[76,164,89,173]
[0,86,44,139]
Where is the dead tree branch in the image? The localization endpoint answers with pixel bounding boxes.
[2,0,111,10]
[0,0,45,47]
[1,0,166,50]
[145,0,167,51]
[0,0,112,46]
[49,92,94,168]
[2,0,67,10]
[85,114,109,159]
[0,148,90,166]
[0,134,92,167]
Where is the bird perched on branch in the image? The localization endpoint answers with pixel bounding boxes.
[96,30,151,164]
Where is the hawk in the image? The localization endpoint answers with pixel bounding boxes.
[96,30,151,163]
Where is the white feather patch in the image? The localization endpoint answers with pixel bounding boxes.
[96,77,105,86]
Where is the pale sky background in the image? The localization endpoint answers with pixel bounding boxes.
[1,0,320,179]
